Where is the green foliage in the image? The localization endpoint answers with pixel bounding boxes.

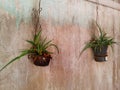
[26,30,59,55]
[80,22,116,56]
[0,51,30,72]
[0,31,59,72]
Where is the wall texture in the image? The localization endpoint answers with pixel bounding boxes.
[0,0,120,90]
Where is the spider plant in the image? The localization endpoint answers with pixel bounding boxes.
[80,22,116,56]
[0,30,59,71]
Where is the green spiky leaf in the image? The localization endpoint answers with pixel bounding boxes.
[0,51,29,72]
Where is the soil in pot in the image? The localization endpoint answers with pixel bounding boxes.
[28,53,52,66]
[92,46,108,62]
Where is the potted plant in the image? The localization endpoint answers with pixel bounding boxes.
[80,22,117,62]
[0,4,59,71]
[27,30,59,66]
[0,30,59,71]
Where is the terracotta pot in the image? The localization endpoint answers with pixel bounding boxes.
[92,46,108,62]
[28,53,52,66]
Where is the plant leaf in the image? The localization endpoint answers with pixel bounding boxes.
[46,44,59,54]
[26,40,36,46]
[42,40,52,49]
[96,22,103,37]
[0,51,29,72]
[79,43,92,57]
[34,31,41,44]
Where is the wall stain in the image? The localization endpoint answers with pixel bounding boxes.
[0,0,34,28]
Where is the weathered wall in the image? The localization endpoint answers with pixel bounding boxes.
[0,0,120,90]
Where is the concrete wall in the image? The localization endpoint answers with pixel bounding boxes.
[0,0,120,90]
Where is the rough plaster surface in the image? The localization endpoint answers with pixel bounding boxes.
[0,0,35,28]
[0,0,120,90]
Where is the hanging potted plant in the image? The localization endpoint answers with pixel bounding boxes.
[0,2,59,71]
[80,22,117,62]
[0,30,59,71]
[27,30,59,66]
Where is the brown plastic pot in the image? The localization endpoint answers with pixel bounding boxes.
[28,53,52,66]
[92,46,108,62]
